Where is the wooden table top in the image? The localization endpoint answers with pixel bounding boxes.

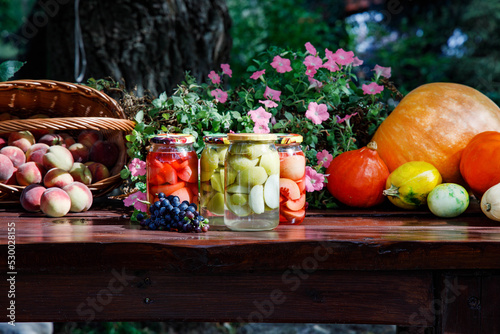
[2,198,500,273]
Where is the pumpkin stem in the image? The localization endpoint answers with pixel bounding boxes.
[367,141,377,150]
[485,203,492,212]
[382,184,400,198]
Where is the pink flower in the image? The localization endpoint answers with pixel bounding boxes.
[305,42,317,56]
[250,69,265,80]
[352,57,364,67]
[305,102,329,125]
[336,112,358,124]
[253,122,270,134]
[264,86,281,101]
[128,158,146,177]
[211,88,228,103]
[271,55,292,73]
[308,77,323,89]
[123,191,148,212]
[362,82,384,95]
[373,64,391,79]
[305,166,325,192]
[248,106,272,124]
[316,150,333,169]
[332,48,355,66]
[322,59,340,72]
[271,116,277,125]
[259,99,278,108]
[221,64,232,77]
[303,55,322,69]
[325,48,334,60]
[208,71,220,85]
[305,66,317,78]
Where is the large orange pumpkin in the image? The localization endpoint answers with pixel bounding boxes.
[372,83,500,185]
[460,131,500,197]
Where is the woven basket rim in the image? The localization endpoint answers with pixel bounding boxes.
[0,79,135,199]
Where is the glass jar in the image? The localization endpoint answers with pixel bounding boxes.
[276,134,306,224]
[224,133,279,231]
[146,134,198,206]
[200,134,230,227]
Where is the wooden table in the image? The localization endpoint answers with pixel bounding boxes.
[1,199,499,334]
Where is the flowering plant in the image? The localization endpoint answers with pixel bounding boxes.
[113,42,399,218]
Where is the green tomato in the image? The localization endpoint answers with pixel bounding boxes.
[427,183,469,218]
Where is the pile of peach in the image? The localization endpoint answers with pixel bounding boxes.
[0,125,119,217]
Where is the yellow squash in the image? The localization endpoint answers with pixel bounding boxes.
[383,161,442,210]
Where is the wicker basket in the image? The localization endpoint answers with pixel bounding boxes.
[0,79,135,200]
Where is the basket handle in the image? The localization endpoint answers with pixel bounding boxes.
[0,117,135,134]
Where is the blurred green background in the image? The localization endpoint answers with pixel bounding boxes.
[1,0,499,103]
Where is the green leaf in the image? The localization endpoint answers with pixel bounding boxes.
[134,110,144,123]
[284,112,294,121]
[0,61,25,82]
[120,169,131,179]
[172,96,183,108]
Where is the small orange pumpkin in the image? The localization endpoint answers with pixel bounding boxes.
[372,83,500,185]
[460,131,500,197]
[326,141,389,208]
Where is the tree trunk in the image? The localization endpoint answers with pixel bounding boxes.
[20,0,232,96]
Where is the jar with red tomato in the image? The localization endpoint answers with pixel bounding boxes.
[276,134,306,224]
[146,134,199,206]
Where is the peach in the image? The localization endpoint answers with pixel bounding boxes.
[39,133,64,146]
[68,143,89,163]
[279,178,301,201]
[0,154,15,182]
[78,130,101,148]
[43,145,74,171]
[5,168,18,185]
[16,161,45,186]
[20,184,46,212]
[8,131,35,152]
[26,143,50,165]
[43,168,74,188]
[280,155,306,181]
[69,162,92,185]
[40,187,71,217]
[59,133,76,147]
[0,145,26,168]
[87,162,110,182]
[89,140,118,169]
[63,181,93,212]
[0,137,7,149]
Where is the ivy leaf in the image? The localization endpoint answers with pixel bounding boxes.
[172,96,183,108]
[120,169,131,179]
[284,112,294,121]
[0,61,25,82]
[134,110,144,123]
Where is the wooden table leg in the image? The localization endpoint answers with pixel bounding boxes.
[437,272,500,333]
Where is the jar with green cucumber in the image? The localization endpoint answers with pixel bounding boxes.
[224,133,279,231]
[200,134,230,227]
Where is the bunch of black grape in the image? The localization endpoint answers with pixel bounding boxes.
[136,193,209,233]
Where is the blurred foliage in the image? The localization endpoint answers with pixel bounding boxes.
[226,0,350,84]
[347,0,500,104]
[1,0,498,104]
[0,0,36,60]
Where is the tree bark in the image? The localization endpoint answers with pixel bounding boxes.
[20,0,232,96]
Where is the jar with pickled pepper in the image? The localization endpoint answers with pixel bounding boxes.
[200,134,230,227]
[276,134,306,224]
[224,133,279,231]
[146,134,198,206]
